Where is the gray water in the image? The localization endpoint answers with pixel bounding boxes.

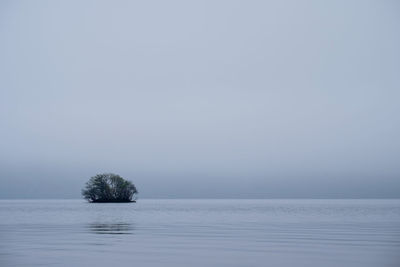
[0,199,399,267]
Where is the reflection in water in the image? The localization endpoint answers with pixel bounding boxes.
[88,223,134,235]
[2,200,400,267]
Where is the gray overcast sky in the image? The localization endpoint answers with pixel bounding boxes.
[0,0,399,198]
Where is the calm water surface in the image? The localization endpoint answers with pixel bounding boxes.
[0,199,399,267]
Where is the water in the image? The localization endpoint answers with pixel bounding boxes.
[0,199,399,267]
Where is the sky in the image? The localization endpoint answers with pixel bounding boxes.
[0,0,399,198]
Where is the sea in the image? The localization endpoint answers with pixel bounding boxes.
[0,199,399,267]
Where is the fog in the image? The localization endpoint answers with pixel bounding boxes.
[1,0,399,198]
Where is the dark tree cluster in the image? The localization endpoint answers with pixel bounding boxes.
[82,173,138,202]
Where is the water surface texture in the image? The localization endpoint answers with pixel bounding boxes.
[0,199,399,266]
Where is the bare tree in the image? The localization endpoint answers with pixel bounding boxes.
[82,173,138,202]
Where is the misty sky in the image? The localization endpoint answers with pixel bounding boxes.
[1,0,399,198]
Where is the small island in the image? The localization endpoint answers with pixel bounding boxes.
[82,173,138,203]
